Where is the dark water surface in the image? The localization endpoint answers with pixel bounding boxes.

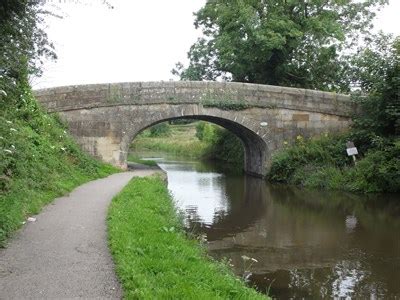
[135,153,400,299]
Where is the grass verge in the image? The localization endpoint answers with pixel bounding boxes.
[107,176,265,299]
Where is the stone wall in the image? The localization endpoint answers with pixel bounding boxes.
[35,81,353,177]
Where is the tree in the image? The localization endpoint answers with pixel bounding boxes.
[351,34,400,146]
[0,0,112,106]
[0,0,56,106]
[173,0,388,92]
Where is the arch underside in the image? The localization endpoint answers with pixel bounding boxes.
[124,115,268,177]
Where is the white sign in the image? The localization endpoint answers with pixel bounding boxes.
[346,147,358,156]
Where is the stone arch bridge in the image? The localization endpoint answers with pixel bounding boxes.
[35,81,353,177]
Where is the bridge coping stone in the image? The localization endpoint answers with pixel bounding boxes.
[34,81,354,117]
[35,81,349,99]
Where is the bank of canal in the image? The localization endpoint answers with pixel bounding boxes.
[132,151,400,299]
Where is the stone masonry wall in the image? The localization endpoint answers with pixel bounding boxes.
[35,82,353,176]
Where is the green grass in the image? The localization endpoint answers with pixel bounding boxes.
[0,86,119,246]
[131,124,211,159]
[127,154,158,167]
[107,176,266,299]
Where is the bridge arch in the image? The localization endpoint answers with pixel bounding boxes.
[34,81,354,177]
[122,114,268,176]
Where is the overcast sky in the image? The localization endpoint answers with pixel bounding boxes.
[32,0,400,89]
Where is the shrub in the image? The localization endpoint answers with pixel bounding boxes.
[149,123,170,137]
[269,134,400,193]
[344,141,400,193]
[269,134,351,183]
[195,121,216,143]
[206,127,244,166]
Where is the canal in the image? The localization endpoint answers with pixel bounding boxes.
[133,152,400,298]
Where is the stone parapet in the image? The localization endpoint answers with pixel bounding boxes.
[34,81,354,117]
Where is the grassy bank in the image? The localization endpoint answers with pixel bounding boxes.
[131,123,210,159]
[269,134,400,193]
[107,176,265,299]
[131,122,244,168]
[0,86,118,246]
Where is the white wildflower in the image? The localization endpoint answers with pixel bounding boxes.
[10,128,17,132]
[61,147,66,151]
[6,120,12,124]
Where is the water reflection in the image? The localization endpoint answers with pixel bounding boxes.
[134,152,400,298]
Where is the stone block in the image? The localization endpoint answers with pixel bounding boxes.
[292,114,310,121]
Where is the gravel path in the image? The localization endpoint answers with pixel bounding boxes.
[0,170,158,299]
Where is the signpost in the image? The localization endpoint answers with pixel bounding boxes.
[346,141,358,165]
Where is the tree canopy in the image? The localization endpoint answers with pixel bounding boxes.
[0,0,56,105]
[173,0,388,92]
[351,34,400,142]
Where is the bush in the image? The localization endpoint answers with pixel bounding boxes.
[269,134,351,183]
[269,134,400,193]
[345,141,400,193]
[195,121,216,142]
[208,128,244,165]
[149,123,170,137]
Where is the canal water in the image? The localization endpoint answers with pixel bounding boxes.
[134,153,400,299]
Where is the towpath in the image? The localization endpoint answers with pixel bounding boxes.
[0,170,158,299]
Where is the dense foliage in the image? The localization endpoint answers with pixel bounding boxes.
[269,36,400,193]
[0,0,55,102]
[269,135,400,193]
[350,34,400,149]
[196,122,244,166]
[149,122,171,137]
[174,0,387,92]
